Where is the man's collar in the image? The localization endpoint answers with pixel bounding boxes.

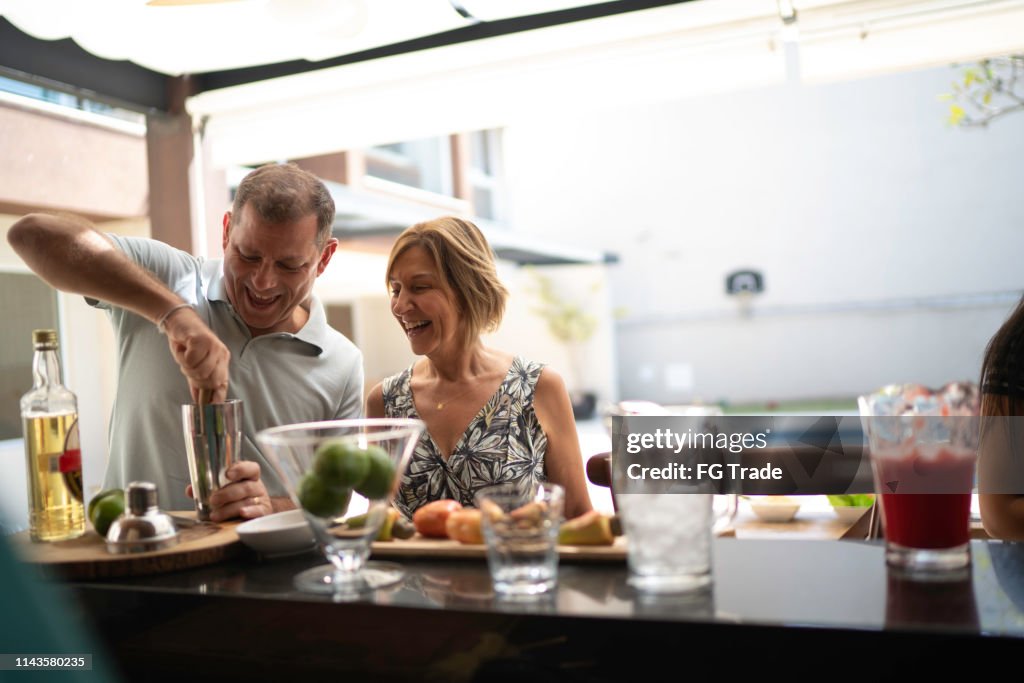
[205,259,229,303]
[293,296,327,354]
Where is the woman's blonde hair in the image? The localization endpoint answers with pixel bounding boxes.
[386,216,509,346]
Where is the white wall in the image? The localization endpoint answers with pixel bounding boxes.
[352,292,416,389]
[58,292,117,504]
[502,64,1024,404]
[493,263,616,403]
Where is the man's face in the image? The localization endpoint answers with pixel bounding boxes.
[221,203,337,336]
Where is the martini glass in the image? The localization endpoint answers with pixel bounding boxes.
[256,418,424,597]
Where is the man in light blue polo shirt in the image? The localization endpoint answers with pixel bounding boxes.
[8,164,363,521]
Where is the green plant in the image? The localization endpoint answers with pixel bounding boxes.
[527,270,599,345]
[942,54,1024,127]
[525,268,609,401]
[827,494,875,508]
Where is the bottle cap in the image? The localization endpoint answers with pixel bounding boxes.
[127,481,159,515]
[105,481,179,554]
[32,329,58,348]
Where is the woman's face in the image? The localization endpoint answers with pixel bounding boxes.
[388,245,463,356]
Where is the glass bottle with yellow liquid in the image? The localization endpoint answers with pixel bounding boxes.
[21,329,85,541]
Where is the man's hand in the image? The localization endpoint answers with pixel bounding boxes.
[163,306,230,403]
[194,461,274,522]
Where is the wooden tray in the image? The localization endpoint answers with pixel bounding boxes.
[10,512,242,580]
[367,522,752,563]
[370,535,628,562]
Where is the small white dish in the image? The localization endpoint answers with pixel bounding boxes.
[748,496,801,523]
[236,509,315,556]
[833,506,870,525]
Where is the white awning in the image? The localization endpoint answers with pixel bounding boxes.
[0,0,469,74]
[4,0,1023,165]
[185,0,1024,166]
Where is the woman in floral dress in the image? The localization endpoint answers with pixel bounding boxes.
[366,216,593,520]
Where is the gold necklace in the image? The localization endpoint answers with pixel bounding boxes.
[434,383,478,411]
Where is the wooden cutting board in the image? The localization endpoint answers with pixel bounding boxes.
[10,511,242,580]
[367,523,747,563]
[370,535,628,562]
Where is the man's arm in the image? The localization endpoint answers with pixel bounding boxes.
[8,213,230,402]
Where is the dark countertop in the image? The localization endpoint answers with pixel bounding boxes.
[51,538,1024,680]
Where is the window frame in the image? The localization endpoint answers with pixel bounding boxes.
[341,130,503,220]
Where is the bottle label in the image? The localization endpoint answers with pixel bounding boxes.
[23,411,85,541]
[62,417,84,503]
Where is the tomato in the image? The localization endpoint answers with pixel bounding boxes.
[413,499,463,538]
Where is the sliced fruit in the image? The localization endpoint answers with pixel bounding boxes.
[609,513,623,537]
[477,498,505,523]
[445,508,484,544]
[558,510,614,546]
[344,511,370,528]
[392,516,416,540]
[377,507,398,542]
[343,507,413,541]
[509,501,547,525]
[413,499,463,538]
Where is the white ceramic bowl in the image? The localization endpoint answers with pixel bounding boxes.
[748,497,800,523]
[833,505,870,524]
[236,509,315,556]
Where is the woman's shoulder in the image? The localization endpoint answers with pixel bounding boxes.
[509,354,546,377]
[381,363,416,401]
[532,365,567,402]
[528,365,575,433]
[503,356,566,409]
[366,382,385,418]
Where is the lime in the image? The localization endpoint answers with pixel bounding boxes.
[297,473,352,518]
[88,489,125,536]
[355,445,396,500]
[313,439,370,489]
[87,488,120,521]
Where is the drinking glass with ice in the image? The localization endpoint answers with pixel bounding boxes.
[859,383,980,572]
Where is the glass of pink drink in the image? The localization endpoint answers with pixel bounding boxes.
[860,384,979,572]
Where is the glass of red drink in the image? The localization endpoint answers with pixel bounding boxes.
[859,383,980,572]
